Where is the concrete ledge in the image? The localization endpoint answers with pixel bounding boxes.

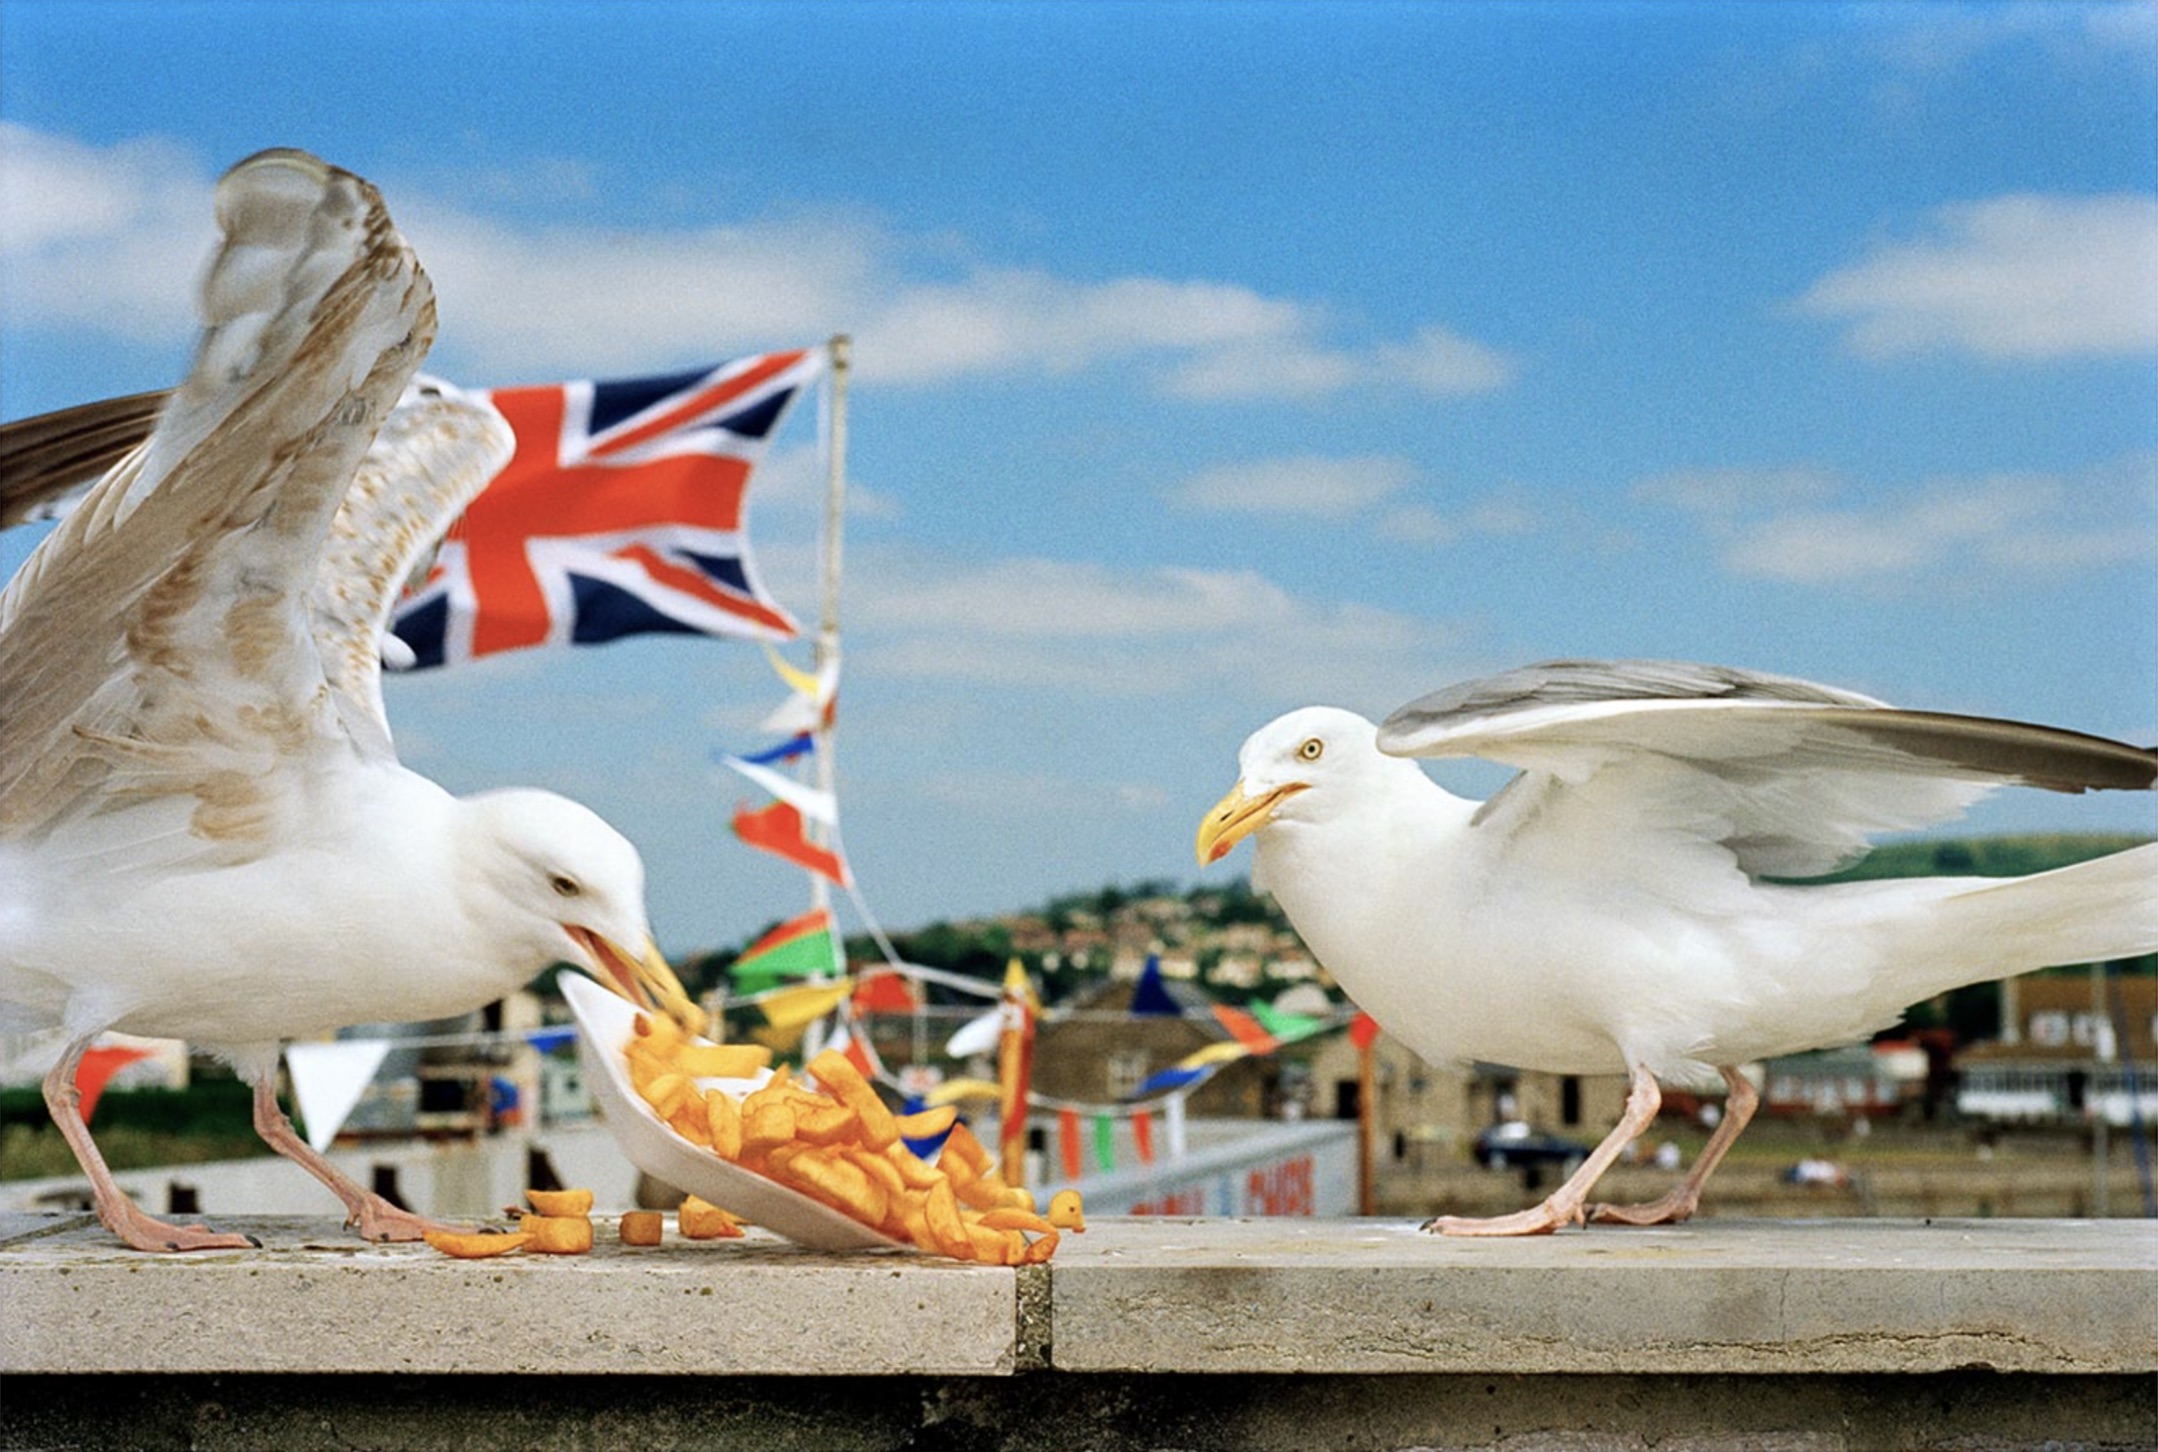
[6,1213,2155,1449]
[1048,1215,2158,1375]
[0,1214,1017,1376]
[6,1213,2152,1379]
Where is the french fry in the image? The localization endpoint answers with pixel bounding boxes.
[704,1088,743,1159]
[965,1222,1022,1264]
[618,1210,664,1246]
[518,1213,595,1255]
[894,1104,957,1140]
[776,1148,888,1227]
[641,1071,696,1122]
[679,1195,746,1239]
[848,1146,906,1201]
[423,1229,532,1259]
[955,1176,1010,1211]
[675,1043,773,1079]
[791,1099,859,1145]
[632,1010,685,1054]
[884,1141,945,1191]
[924,1179,973,1260]
[806,1050,899,1150]
[742,1098,798,1155]
[526,1187,595,1217]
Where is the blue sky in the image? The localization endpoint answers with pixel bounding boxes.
[4,1,2155,955]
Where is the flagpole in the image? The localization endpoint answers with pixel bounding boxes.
[807,336,850,942]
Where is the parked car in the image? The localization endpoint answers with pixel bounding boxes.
[1473,1120,1589,1173]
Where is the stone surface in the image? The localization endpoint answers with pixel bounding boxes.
[0,1214,1016,1376]
[1047,1215,2158,1375]
[4,1212,2153,1383]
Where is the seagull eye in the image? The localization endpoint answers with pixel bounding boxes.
[1298,738,1324,762]
[550,874,581,898]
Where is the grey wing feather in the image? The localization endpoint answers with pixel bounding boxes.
[0,391,172,528]
[1377,659,2157,879]
[0,148,433,847]
[311,380,512,757]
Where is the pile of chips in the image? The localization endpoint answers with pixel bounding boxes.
[626,1010,1063,1264]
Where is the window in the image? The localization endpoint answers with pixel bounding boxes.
[1105,1048,1150,1101]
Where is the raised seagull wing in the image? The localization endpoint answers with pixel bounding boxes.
[309,378,512,756]
[0,391,172,528]
[1376,659,2158,879]
[0,148,432,851]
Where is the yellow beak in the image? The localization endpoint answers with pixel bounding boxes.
[1194,780,1306,866]
[571,928,707,1036]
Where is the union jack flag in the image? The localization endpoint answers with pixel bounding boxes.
[390,350,821,668]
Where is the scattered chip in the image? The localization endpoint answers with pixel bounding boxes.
[519,1212,595,1255]
[618,1211,664,1247]
[679,1195,747,1240]
[423,1229,533,1259]
[1047,1189,1087,1232]
[526,1187,594,1217]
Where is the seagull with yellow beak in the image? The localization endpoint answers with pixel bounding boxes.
[0,150,701,1252]
[1199,661,2158,1235]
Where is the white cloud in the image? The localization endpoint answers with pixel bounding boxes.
[839,545,1467,709]
[1171,454,1416,517]
[1796,193,2158,362]
[0,124,215,342]
[1164,322,1517,401]
[0,125,1517,405]
[1645,460,2158,587]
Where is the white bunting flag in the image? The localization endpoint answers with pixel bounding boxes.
[285,1039,393,1152]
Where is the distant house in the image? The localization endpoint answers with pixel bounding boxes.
[1957,974,2158,1126]
[1030,977,1270,1118]
[1301,1029,1628,1167]
[1760,1041,1927,1119]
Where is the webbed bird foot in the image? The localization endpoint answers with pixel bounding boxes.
[1585,1189,1698,1227]
[1421,1198,1585,1236]
[99,1198,259,1254]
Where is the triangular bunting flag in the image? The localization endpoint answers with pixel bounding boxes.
[731,799,851,886]
[1128,954,1180,1017]
[1250,1003,1326,1044]
[1211,1003,1277,1053]
[852,968,919,1015]
[74,1043,156,1124]
[722,754,837,825]
[944,1006,1004,1060]
[285,1039,393,1152]
[756,980,854,1032]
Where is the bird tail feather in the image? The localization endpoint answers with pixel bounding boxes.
[1898,843,2158,991]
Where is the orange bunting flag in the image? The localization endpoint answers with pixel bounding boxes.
[731,799,851,886]
[1058,1106,1083,1181]
[1131,1106,1156,1165]
[1211,1002,1277,1053]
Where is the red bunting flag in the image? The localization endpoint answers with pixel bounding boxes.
[1349,1011,1382,1052]
[75,1044,155,1123]
[1131,1107,1155,1165]
[731,799,851,886]
[1058,1106,1083,1181]
[851,968,920,1015]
